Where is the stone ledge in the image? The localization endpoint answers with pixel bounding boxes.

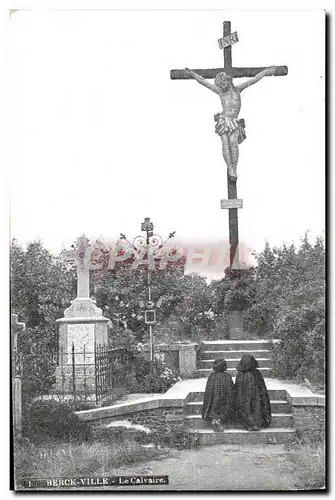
[76,396,185,421]
[287,395,325,406]
[56,316,109,324]
[161,397,186,407]
[200,339,280,344]
[142,343,198,352]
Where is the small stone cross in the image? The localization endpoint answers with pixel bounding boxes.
[63,235,91,299]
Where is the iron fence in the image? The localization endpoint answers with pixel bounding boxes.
[19,344,131,407]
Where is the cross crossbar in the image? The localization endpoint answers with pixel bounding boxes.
[170,65,288,80]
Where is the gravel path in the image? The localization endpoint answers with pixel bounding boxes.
[106,444,305,491]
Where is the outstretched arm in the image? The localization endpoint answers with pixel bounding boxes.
[235,66,276,92]
[185,68,219,94]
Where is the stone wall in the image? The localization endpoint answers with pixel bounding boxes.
[103,407,185,435]
[141,343,198,377]
[152,346,179,372]
[292,403,325,442]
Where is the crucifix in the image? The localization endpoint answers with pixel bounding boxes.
[62,235,92,299]
[170,21,288,269]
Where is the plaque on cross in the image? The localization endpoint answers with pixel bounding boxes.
[170,21,287,269]
[221,199,243,209]
[217,31,239,49]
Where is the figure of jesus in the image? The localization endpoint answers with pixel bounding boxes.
[185,66,276,180]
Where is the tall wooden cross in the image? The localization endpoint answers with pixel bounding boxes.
[170,21,287,270]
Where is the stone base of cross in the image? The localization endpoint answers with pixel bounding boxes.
[56,310,109,398]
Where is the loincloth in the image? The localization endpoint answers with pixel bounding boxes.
[214,113,246,144]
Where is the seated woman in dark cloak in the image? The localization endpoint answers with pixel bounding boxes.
[234,354,271,431]
[202,359,234,432]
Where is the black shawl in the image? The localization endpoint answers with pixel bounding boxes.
[234,354,271,429]
[202,359,234,422]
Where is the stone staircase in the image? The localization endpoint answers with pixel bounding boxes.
[185,338,297,444]
[184,388,296,445]
[197,339,274,377]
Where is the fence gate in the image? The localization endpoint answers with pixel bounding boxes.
[95,345,130,402]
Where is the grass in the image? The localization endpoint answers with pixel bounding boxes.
[285,441,326,490]
[14,437,170,483]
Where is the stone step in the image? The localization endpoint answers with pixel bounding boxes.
[196,367,273,377]
[200,340,274,351]
[184,413,294,429]
[198,358,273,369]
[186,400,289,415]
[187,389,288,402]
[191,428,297,445]
[201,349,271,360]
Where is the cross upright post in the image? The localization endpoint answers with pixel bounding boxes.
[222,21,240,270]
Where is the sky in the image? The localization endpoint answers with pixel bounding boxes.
[7,9,325,277]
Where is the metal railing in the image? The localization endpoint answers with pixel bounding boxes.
[19,344,132,406]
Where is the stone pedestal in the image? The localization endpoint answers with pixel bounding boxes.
[55,298,109,397]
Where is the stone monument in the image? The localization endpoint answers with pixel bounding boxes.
[56,235,109,397]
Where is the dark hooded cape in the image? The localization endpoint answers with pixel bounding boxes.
[202,359,234,422]
[234,354,271,429]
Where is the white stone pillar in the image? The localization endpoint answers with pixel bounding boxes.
[11,314,25,436]
[178,344,197,377]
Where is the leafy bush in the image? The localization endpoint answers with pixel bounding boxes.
[271,286,325,384]
[97,351,180,402]
[244,236,325,384]
[108,326,137,348]
[19,340,59,408]
[22,400,91,444]
[125,353,180,393]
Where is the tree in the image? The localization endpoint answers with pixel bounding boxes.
[11,240,75,331]
[11,240,77,400]
[244,234,325,383]
[271,283,325,383]
[90,247,188,343]
[90,245,223,343]
[173,273,217,339]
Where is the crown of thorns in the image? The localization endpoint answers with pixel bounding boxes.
[215,72,232,83]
